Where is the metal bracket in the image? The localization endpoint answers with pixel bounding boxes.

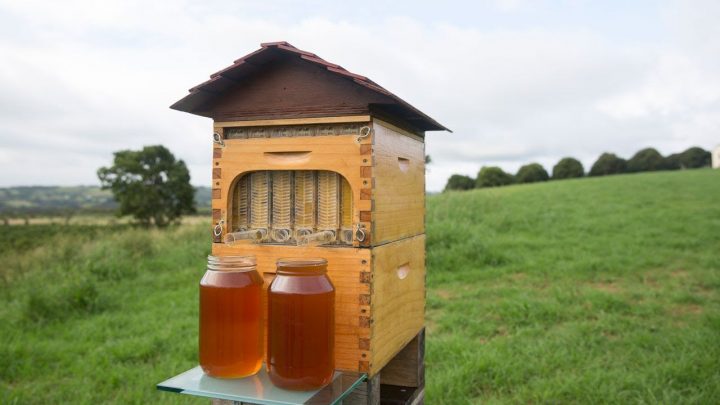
[355,223,367,242]
[212,132,225,148]
[213,219,225,237]
[357,126,373,143]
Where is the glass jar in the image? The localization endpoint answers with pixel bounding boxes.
[199,255,263,378]
[267,258,335,390]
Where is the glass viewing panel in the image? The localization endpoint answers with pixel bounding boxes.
[224,123,366,139]
[157,366,366,405]
[227,171,353,246]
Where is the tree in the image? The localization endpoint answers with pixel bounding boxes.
[666,147,711,169]
[516,163,549,183]
[552,157,584,180]
[627,147,665,173]
[476,166,514,188]
[97,145,196,227]
[444,174,475,191]
[589,153,627,176]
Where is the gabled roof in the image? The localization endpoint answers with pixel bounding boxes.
[171,42,450,132]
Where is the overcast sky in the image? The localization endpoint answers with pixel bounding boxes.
[1,0,719,191]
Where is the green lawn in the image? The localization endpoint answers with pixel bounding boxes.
[426,169,720,403]
[1,169,719,404]
[0,224,209,404]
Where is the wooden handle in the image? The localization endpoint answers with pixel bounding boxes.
[397,157,410,173]
[263,151,311,164]
[397,263,410,279]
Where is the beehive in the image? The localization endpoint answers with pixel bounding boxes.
[171,42,449,379]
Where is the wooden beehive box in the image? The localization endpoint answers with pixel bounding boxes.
[171,42,448,379]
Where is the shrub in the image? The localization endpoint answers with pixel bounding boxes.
[516,163,550,184]
[444,174,476,191]
[664,154,679,170]
[476,166,514,188]
[552,157,584,179]
[666,147,711,169]
[589,153,627,176]
[627,148,666,172]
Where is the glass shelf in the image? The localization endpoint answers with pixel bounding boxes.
[157,366,367,405]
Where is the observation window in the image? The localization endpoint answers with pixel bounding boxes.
[226,170,354,246]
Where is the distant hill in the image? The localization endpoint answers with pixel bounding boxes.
[0,186,212,216]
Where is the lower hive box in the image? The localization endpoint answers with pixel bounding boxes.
[212,234,426,376]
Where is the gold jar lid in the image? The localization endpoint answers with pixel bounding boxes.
[276,258,328,275]
[207,255,257,271]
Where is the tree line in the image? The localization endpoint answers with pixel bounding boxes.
[444,146,713,191]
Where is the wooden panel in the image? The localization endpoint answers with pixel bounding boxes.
[208,56,389,122]
[344,374,380,405]
[212,243,371,372]
[215,115,371,128]
[369,235,425,376]
[211,132,372,248]
[379,385,425,405]
[360,166,372,178]
[380,328,425,387]
[372,118,424,141]
[371,119,425,245]
[410,388,425,405]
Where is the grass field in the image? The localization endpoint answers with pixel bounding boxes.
[1,169,719,404]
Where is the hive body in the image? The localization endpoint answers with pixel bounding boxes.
[211,118,426,375]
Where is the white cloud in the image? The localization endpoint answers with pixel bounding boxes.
[596,53,720,119]
[0,0,718,191]
[488,0,534,12]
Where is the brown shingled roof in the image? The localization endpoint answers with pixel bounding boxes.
[171,41,449,132]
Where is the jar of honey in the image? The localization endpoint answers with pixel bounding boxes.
[267,258,335,390]
[199,255,263,378]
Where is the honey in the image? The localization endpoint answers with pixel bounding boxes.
[294,170,316,238]
[267,258,335,390]
[232,173,249,232]
[340,175,353,243]
[249,171,270,238]
[317,171,340,234]
[199,255,263,378]
[269,171,290,242]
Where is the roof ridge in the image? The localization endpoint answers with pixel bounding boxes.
[260,41,293,48]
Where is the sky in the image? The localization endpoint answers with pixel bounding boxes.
[1,0,719,192]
